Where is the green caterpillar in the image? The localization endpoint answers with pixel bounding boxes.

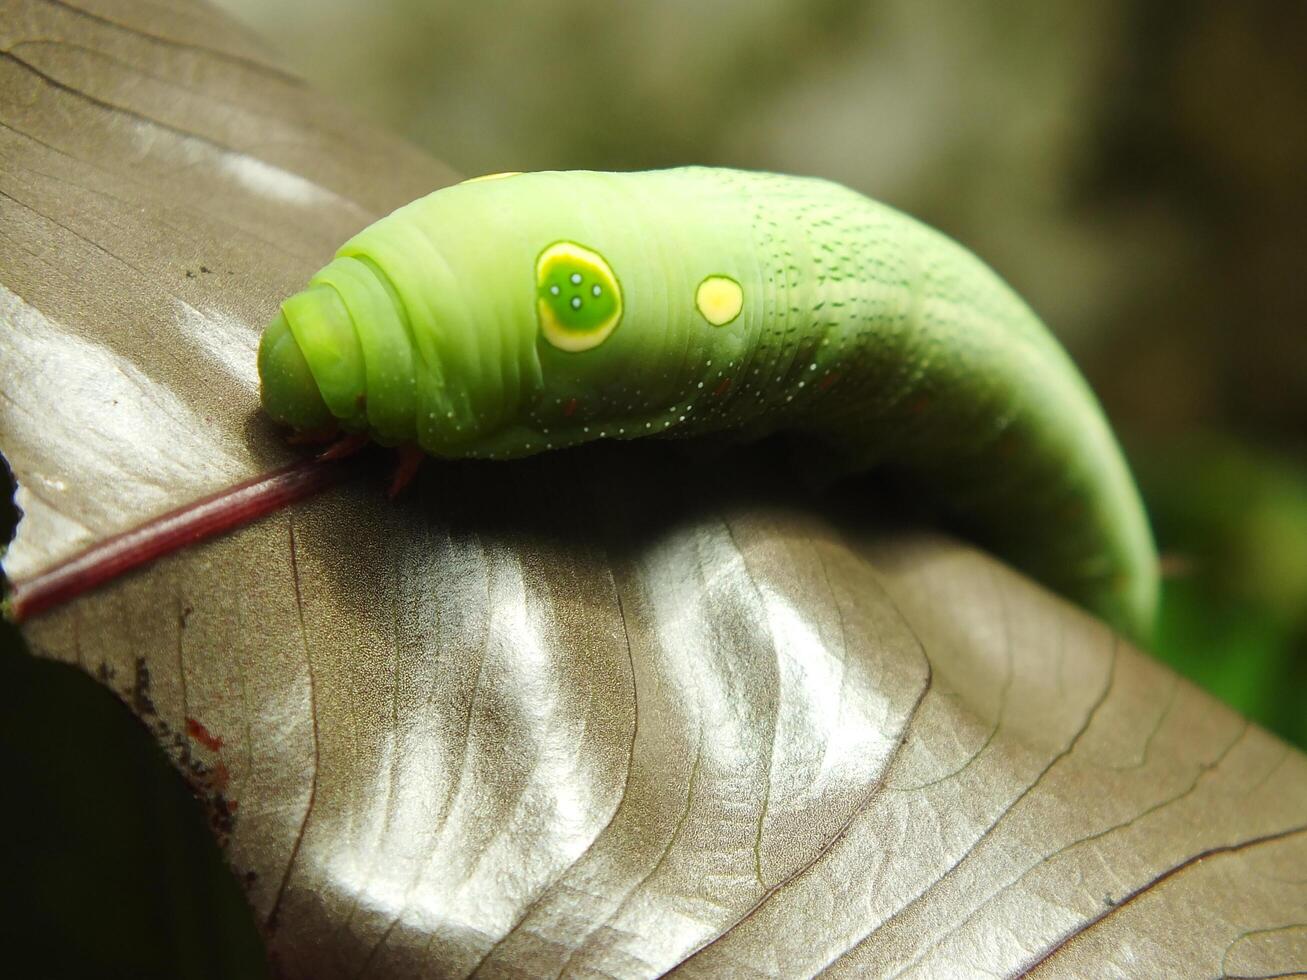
[258,167,1158,640]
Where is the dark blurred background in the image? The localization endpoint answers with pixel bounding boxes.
[211,0,1307,744]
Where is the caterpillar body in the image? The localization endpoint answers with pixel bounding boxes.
[258,167,1158,640]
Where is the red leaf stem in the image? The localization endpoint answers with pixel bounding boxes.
[6,447,367,623]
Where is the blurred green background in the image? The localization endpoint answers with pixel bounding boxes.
[4,1,1304,974]
[212,0,1307,743]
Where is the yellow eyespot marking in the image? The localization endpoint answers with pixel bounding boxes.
[461,171,523,184]
[536,241,623,352]
[695,275,743,326]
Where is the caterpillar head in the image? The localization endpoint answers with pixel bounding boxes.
[258,306,333,436]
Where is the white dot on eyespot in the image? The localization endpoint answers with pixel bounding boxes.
[571,297,582,309]
[550,285,560,295]
[570,273,582,285]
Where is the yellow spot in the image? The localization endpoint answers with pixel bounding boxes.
[695,275,743,326]
[461,171,523,184]
[536,241,623,352]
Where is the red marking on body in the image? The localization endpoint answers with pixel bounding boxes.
[817,371,840,391]
[317,432,370,461]
[388,445,424,498]
[563,397,578,417]
[187,717,224,752]
[286,423,340,446]
[713,378,733,397]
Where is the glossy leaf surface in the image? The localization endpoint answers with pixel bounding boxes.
[2,2,1305,976]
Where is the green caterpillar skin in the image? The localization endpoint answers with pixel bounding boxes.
[258,168,1158,640]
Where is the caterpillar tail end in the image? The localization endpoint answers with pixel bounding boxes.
[258,310,333,434]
